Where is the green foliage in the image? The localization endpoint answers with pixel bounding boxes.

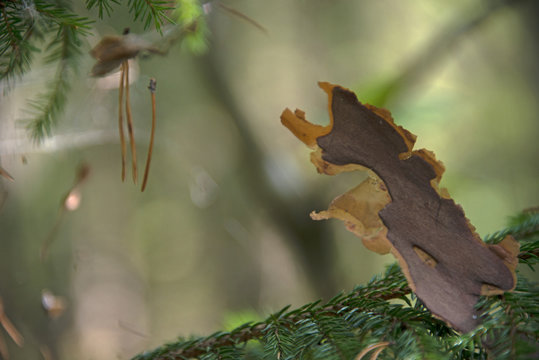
[0,0,226,143]
[1,0,92,142]
[485,210,539,270]
[1,0,178,142]
[86,0,174,31]
[1,0,91,84]
[132,211,539,360]
[173,0,208,54]
[484,210,539,244]
[471,276,539,360]
[24,5,93,141]
[223,310,263,332]
[0,0,38,85]
[85,0,121,18]
[127,0,174,33]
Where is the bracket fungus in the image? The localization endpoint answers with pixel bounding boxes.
[281,82,519,332]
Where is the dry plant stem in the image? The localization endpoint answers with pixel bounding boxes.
[119,62,127,182]
[355,342,390,360]
[39,164,89,260]
[0,332,8,359]
[0,190,7,214]
[0,298,23,347]
[0,166,14,181]
[40,345,53,360]
[39,210,65,261]
[369,346,388,360]
[124,60,137,184]
[217,3,268,34]
[141,78,157,192]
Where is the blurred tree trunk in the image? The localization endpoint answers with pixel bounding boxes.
[197,51,339,300]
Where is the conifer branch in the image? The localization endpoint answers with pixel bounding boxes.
[486,211,539,270]
[133,265,413,360]
[127,0,174,33]
[0,0,39,85]
[2,0,177,143]
[85,0,120,18]
[132,211,539,360]
[86,0,175,33]
[23,3,92,142]
[2,0,203,142]
[484,211,539,244]
[0,0,93,142]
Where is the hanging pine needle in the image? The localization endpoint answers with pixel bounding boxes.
[118,61,127,182]
[217,2,268,35]
[123,58,138,184]
[141,78,157,192]
[90,29,164,187]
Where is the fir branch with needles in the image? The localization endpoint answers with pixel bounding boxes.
[484,209,539,244]
[85,0,121,19]
[23,27,74,141]
[86,0,174,32]
[132,210,539,360]
[2,0,176,142]
[0,0,40,84]
[463,277,539,360]
[23,1,93,142]
[1,0,219,143]
[0,0,93,141]
[485,210,539,271]
[127,0,174,33]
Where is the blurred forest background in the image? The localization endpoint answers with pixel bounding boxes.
[0,0,538,359]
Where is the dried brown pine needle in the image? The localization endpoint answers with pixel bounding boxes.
[217,3,268,34]
[0,297,24,347]
[0,332,8,359]
[0,166,14,181]
[118,61,127,182]
[124,60,138,184]
[355,342,390,360]
[141,78,157,192]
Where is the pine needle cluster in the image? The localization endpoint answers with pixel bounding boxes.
[86,0,173,33]
[1,0,92,141]
[132,211,539,360]
[1,0,176,143]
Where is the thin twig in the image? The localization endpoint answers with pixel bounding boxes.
[0,166,14,181]
[141,78,156,192]
[355,342,390,360]
[39,209,66,261]
[40,164,90,261]
[217,3,268,35]
[0,331,8,360]
[0,297,24,347]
